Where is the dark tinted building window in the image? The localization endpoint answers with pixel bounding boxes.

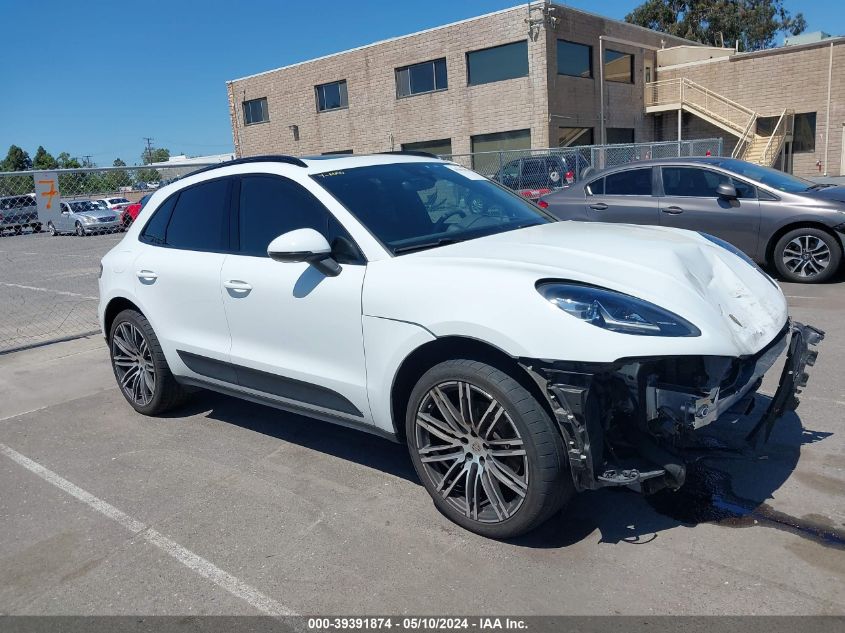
[164,178,230,251]
[467,41,528,86]
[396,58,447,97]
[559,127,593,146]
[605,49,633,83]
[793,112,816,152]
[604,168,652,195]
[606,128,635,144]
[316,80,348,112]
[243,98,269,125]
[238,175,361,263]
[401,138,452,156]
[557,40,592,78]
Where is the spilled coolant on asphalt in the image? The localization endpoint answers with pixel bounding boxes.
[646,464,845,550]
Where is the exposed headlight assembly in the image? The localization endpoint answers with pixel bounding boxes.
[537,282,700,337]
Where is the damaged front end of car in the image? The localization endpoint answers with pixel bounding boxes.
[521,321,824,495]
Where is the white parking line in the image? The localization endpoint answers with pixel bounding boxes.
[0,282,98,301]
[0,442,296,616]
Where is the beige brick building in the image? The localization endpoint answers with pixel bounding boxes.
[226,4,689,160]
[226,3,844,178]
[651,37,845,177]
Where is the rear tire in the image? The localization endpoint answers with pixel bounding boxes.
[406,359,572,539]
[109,309,190,415]
[32,223,42,233]
[773,227,841,283]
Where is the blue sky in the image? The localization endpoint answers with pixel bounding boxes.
[1,0,839,166]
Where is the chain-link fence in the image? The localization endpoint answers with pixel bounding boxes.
[442,138,724,197]
[0,164,214,353]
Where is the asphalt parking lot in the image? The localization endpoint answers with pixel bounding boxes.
[0,232,844,616]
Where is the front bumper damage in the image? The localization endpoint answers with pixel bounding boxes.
[521,321,824,495]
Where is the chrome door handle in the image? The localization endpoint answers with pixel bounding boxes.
[589,203,608,210]
[223,280,252,293]
[136,269,158,281]
[662,206,684,215]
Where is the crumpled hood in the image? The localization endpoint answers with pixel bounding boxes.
[365,221,788,360]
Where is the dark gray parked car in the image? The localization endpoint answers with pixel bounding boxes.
[538,157,845,283]
[0,194,41,234]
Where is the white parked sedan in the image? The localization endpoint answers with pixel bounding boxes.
[98,153,822,538]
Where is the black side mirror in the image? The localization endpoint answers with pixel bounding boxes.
[716,182,737,199]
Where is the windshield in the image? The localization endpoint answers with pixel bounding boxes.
[313,162,553,254]
[716,158,814,193]
[70,201,100,212]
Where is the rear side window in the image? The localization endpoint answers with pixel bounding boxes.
[140,196,178,246]
[238,175,362,263]
[164,178,231,251]
[604,168,652,196]
[587,178,604,195]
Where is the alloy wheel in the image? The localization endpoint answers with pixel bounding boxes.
[75,222,85,237]
[414,381,528,523]
[782,235,831,279]
[111,322,156,406]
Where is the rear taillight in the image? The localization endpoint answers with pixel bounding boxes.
[537,199,549,209]
[565,171,574,183]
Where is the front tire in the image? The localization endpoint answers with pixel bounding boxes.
[773,228,841,283]
[109,309,190,415]
[47,222,57,236]
[75,221,86,237]
[406,359,572,539]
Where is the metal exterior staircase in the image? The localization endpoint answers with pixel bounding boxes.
[645,78,792,167]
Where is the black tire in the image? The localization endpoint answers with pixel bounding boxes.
[32,223,42,233]
[109,309,190,415]
[13,226,22,235]
[75,221,85,237]
[773,227,841,283]
[406,359,572,539]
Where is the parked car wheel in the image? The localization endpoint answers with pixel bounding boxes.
[31,223,42,233]
[773,227,841,283]
[47,222,57,236]
[13,225,22,235]
[75,222,86,237]
[406,359,571,539]
[109,309,190,415]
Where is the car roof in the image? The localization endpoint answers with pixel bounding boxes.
[585,156,731,179]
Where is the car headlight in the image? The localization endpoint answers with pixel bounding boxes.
[537,282,700,337]
[82,215,95,223]
[699,232,778,286]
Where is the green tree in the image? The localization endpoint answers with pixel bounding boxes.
[1,145,33,171]
[57,152,82,169]
[105,158,132,191]
[625,0,806,51]
[33,146,59,170]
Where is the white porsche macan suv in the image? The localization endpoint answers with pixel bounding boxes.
[98,153,822,538]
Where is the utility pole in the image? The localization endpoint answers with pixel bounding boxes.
[82,155,92,167]
[143,137,155,164]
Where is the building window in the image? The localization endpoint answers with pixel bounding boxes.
[315,80,348,112]
[793,112,816,152]
[466,41,529,86]
[396,58,447,97]
[243,98,269,125]
[604,49,634,83]
[606,128,635,144]
[557,40,592,78]
[401,139,452,156]
[559,127,594,147]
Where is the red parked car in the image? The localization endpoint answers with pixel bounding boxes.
[121,194,151,228]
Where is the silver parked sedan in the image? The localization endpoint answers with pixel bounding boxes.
[49,200,122,236]
[538,157,845,283]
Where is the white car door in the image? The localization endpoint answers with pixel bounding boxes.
[220,174,371,425]
[133,176,233,371]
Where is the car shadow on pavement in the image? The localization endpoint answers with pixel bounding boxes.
[512,396,839,549]
[175,391,839,549]
[177,391,421,484]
